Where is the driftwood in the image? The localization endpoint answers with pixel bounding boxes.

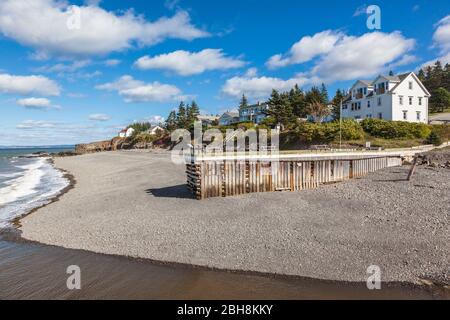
[407,157,419,181]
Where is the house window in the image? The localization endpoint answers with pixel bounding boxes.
[409,81,413,90]
[366,114,372,118]
[386,82,389,90]
[409,97,413,105]
[403,111,408,120]
[367,100,371,108]
[377,97,382,106]
[378,113,383,119]
[364,87,367,95]
[416,111,421,121]
[358,102,361,110]
[418,97,422,106]
[399,96,403,105]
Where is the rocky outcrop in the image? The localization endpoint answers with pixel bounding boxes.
[75,140,113,154]
[75,134,171,154]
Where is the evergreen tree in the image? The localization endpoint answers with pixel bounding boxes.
[305,86,324,105]
[289,84,307,117]
[389,70,394,76]
[331,89,345,120]
[239,94,248,109]
[430,87,450,113]
[320,83,329,104]
[417,60,450,113]
[187,100,200,124]
[176,101,187,129]
[267,89,294,128]
[165,110,177,131]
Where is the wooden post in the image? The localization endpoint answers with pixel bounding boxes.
[407,157,418,181]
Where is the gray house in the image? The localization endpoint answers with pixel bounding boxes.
[239,102,269,124]
[219,112,240,126]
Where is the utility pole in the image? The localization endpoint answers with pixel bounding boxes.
[339,99,343,150]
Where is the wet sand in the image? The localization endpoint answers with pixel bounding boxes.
[19,151,449,284]
[0,233,445,300]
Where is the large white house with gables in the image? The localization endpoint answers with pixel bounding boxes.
[342,72,431,123]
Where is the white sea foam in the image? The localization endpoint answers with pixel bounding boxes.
[0,157,69,229]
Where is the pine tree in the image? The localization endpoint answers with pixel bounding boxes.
[389,70,394,76]
[267,89,294,128]
[165,110,177,131]
[188,100,200,124]
[331,89,345,120]
[289,84,307,118]
[320,83,329,104]
[176,101,187,128]
[239,94,248,109]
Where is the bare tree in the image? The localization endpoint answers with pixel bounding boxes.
[306,100,331,123]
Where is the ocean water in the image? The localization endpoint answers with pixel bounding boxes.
[0,147,73,228]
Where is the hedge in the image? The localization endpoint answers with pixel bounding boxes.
[294,120,365,142]
[360,119,431,139]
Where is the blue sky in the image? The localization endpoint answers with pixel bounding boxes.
[0,0,449,146]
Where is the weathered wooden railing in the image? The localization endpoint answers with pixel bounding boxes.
[186,152,405,200]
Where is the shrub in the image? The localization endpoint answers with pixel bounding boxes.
[294,120,364,143]
[360,119,431,139]
[427,130,443,146]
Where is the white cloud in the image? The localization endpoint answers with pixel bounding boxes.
[221,74,310,100]
[0,0,209,58]
[35,60,92,73]
[147,115,165,124]
[96,75,183,103]
[421,15,450,68]
[311,31,415,83]
[244,67,258,77]
[433,15,450,52]
[16,97,60,110]
[89,113,111,121]
[16,120,57,129]
[0,73,60,96]
[104,59,121,66]
[266,30,343,69]
[134,49,246,76]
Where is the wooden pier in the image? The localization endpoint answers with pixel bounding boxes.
[186,152,405,200]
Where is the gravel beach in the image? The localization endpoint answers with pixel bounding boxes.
[19,151,449,284]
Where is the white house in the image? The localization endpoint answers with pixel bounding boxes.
[147,126,164,135]
[342,72,431,123]
[239,102,269,124]
[118,127,135,138]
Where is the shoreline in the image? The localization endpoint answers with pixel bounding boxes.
[10,157,76,230]
[10,151,450,296]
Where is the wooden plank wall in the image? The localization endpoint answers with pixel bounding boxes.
[186,156,402,200]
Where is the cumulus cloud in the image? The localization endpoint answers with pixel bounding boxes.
[221,74,310,100]
[89,113,111,121]
[16,97,60,110]
[433,15,450,52]
[266,31,414,82]
[311,31,415,83]
[134,49,246,76]
[423,15,450,68]
[266,30,343,69]
[0,73,60,96]
[0,0,209,58]
[96,75,183,103]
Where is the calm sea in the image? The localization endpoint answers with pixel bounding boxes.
[0,146,73,228]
